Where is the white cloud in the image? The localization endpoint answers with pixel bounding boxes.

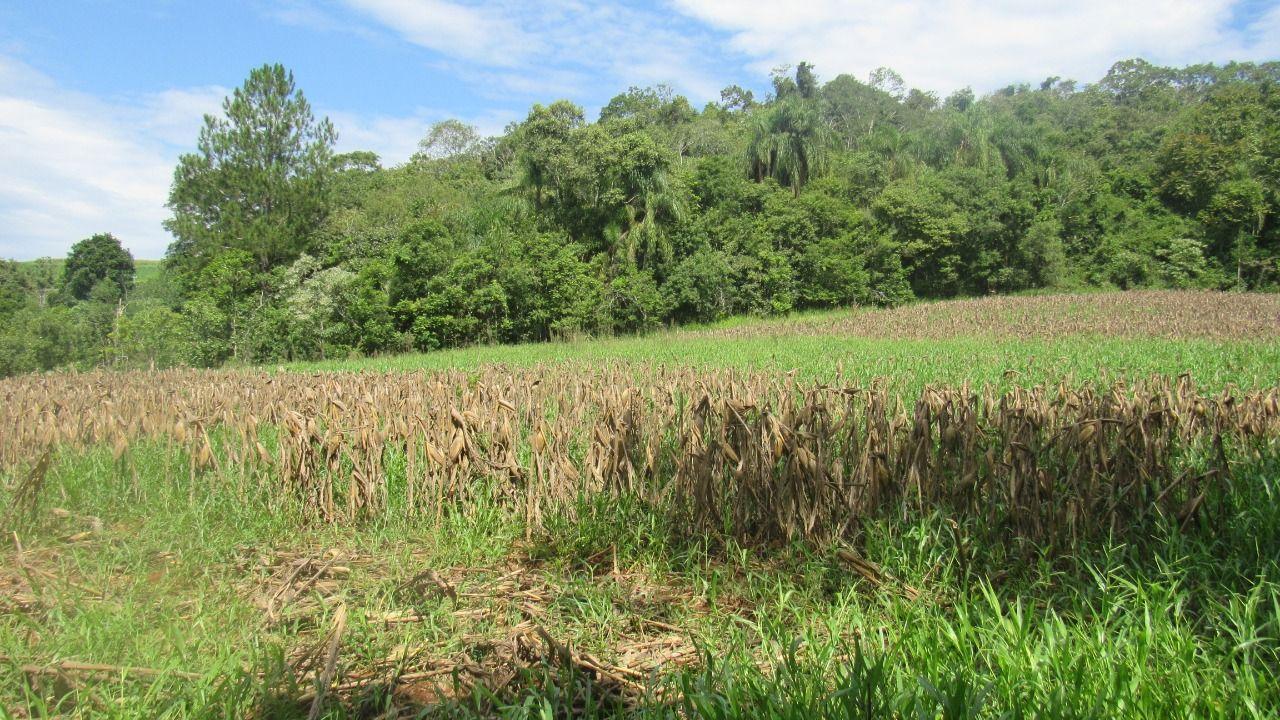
[329,110,435,162]
[0,57,219,260]
[343,0,537,66]
[329,106,519,163]
[338,0,731,105]
[336,0,1279,107]
[137,87,231,146]
[1244,3,1280,45]
[670,0,1280,94]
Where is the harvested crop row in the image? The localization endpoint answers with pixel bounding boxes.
[3,364,1277,550]
[693,290,1280,341]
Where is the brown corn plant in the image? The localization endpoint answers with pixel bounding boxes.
[1,364,1277,551]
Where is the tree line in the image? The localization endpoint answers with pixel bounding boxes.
[2,57,1278,374]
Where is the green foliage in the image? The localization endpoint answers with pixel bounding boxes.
[165,63,335,282]
[416,119,482,160]
[664,247,735,323]
[605,262,666,334]
[6,58,1280,376]
[747,92,832,195]
[62,232,134,301]
[0,261,30,321]
[0,306,84,375]
[600,84,695,126]
[108,300,195,369]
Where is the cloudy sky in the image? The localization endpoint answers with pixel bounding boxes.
[2,1,1277,260]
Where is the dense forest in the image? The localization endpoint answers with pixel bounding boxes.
[2,58,1278,375]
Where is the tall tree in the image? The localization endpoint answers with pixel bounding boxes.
[513,101,584,211]
[795,61,818,99]
[0,261,29,321]
[719,85,756,112]
[607,131,687,269]
[417,119,481,160]
[63,233,135,301]
[165,64,336,280]
[772,98,831,195]
[748,100,831,195]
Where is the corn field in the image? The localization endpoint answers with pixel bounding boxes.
[697,290,1280,341]
[3,365,1278,548]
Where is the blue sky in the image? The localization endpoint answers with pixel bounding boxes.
[2,0,1278,260]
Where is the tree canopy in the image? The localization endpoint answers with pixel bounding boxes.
[4,57,1280,375]
[165,63,336,281]
[63,233,135,301]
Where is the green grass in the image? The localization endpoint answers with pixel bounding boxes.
[14,258,163,295]
[3,437,1278,718]
[132,260,163,287]
[289,330,1280,398]
[284,292,1280,395]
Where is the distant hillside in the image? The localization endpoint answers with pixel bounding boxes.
[15,257,163,289]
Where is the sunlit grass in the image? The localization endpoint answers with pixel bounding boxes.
[286,292,1280,396]
[4,440,1278,717]
[290,333,1280,398]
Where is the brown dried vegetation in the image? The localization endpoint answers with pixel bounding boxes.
[230,544,704,710]
[4,363,1277,550]
[695,290,1280,341]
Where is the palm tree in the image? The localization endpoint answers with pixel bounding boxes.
[773,99,831,195]
[745,109,778,183]
[871,125,921,180]
[746,97,831,196]
[608,133,688,271]
[621,163,686,270]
